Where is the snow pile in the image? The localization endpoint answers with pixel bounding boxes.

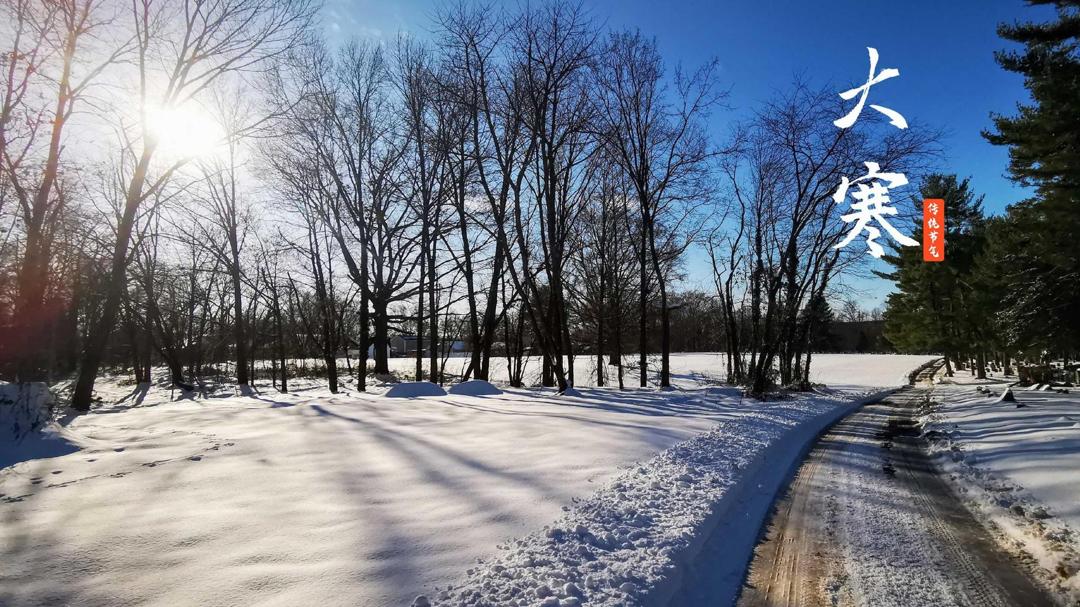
[386,381,449,398]
[0,382,54,440]
[448,380,503,396]
[921,373,1080,602]
[0,383,78,470]
[423,395,861,606]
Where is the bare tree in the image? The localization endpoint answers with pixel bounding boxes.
[197,91,256,391]
[715,82,937,394]
[71,0,313,410]
[500,1,597,392]
[593,29,722,388]
[396,37,452,383]
[1,0,128,381]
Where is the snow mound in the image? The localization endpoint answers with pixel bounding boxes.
[1,382,79,469]
[1,382,54,441]
[995,388,1016,403]
[385,382,449,398]
[448,380,503,396]
[704,386,743,399]
[924,376,1080,603]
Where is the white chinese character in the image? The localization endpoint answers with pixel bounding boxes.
[833,162,919,258]
[834,47,908,130]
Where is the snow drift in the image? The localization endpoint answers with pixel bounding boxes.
[0,383,78,469]
[447,380,502,396]
[385,381,449,398]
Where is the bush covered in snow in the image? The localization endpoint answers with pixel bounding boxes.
[448,380,503,396]
[0,382,55,442]
[386,382,449,398]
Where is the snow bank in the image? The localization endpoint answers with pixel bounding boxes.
[385,381,449,398]
[1,383,729,605]
[448,380,503,396]
[922,372,1080,602]
[423,393,874,606]
[0,383,80,470]
[0,382,53,440]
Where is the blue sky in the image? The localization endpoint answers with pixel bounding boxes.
[322,0,1053,306]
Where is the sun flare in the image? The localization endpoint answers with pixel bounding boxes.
[144,103,227,161]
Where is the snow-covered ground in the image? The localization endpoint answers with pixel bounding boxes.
[1,354,931,606]
[244,352,935,389]
[922,371,1080,603]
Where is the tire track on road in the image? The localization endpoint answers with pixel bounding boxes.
[737,365,1053,607]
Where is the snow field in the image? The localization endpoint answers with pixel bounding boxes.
[1,354,929,606]
[373,353,937,389]
[922,371,1080,603]
[422,392,881,607]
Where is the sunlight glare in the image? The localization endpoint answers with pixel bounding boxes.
[145,103,227,161]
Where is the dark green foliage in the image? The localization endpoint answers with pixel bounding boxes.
[878,175,987,360]
[801,294,837,352]
[982,1,1080,357]
[884,4,1080,365]
[985,0,1080,203]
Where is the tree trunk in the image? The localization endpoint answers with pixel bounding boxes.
[428,233,439,384]
[373,301,390,374]
[596,289,606,387]
[477,239,505,380]
[639,223,648,387]
[230,263,248,389]
[273,288,287,393]
[72,143,157,410]
[415,248,425,382]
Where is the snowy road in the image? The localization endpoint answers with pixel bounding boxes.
[737,367,1055,607]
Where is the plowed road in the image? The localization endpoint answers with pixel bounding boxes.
[737,366,1053,607]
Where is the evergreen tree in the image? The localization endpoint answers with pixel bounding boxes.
[985,0,1080,205]
[983,1,1080,358]
[878,175,987,375]
[801,294,836,352]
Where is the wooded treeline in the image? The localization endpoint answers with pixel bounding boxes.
[880,2,1080,378]
[1,0,935,407]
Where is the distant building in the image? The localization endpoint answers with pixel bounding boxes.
[390,335,419,357]
[345,344,391,359]
[389,335,467,357]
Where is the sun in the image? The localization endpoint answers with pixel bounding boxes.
[144,102,228,161]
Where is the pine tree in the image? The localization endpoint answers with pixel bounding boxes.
[983,1,1080,358]
[985,0,1080,204]
[878,175,987,374]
